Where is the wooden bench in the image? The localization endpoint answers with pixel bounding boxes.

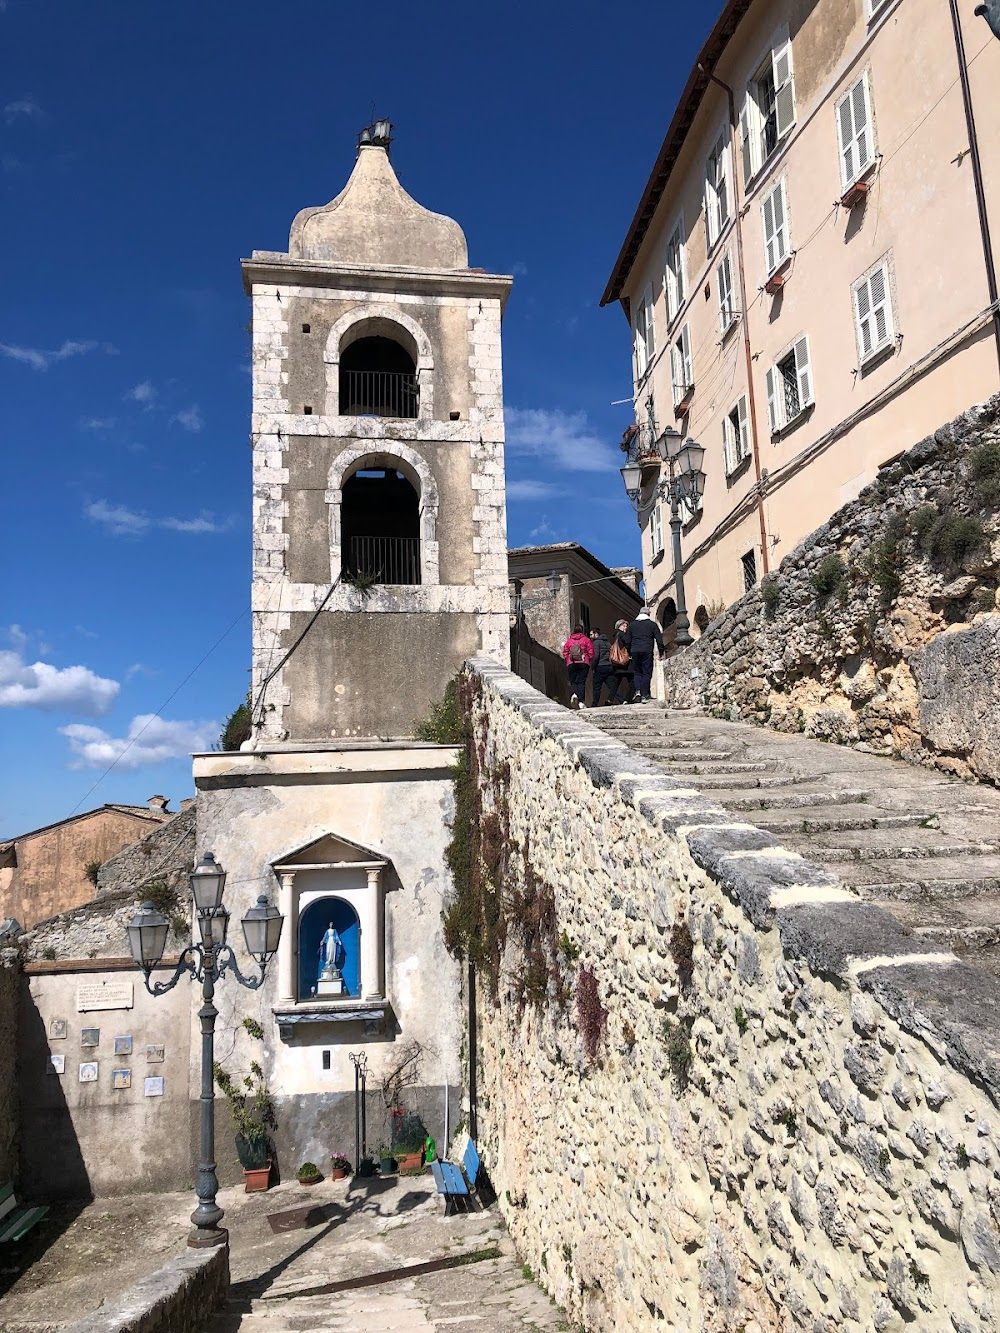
[0,1182,48,1244]
[430,1139,483,1216]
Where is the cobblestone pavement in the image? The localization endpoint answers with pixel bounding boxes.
[589,703,1000,976]
[0,1173,570,1331]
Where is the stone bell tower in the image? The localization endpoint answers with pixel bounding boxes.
[242,127,512,741]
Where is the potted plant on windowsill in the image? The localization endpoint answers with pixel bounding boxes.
[214,1017,277,1193]
[330,1152,351,1181]
[296,1162,322,1187]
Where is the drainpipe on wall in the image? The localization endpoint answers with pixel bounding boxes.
[947,0,1000,373]
[700,63,771,576]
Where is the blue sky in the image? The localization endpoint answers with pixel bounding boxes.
[1,0,709,836]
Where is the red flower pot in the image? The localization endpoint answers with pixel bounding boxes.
[243,1164,271,1193]
[331,1166,349,1180]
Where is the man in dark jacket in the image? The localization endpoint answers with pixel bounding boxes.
[626,608,664,702]
[589,629,614,706]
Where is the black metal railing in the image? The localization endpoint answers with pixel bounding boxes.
[348,536,421,586]
[340,370,419,419]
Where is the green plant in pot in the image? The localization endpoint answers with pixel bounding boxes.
[391,1109,428,1172]
[330,1151,351,1180]
[296,1161,321,1186]
[214,1017,277,1192]
[377,1144,396,1175]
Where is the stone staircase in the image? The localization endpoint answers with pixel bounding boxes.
[587,704,1000,974]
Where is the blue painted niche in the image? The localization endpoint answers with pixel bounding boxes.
[298,896,361,999]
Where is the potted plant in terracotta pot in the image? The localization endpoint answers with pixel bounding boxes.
[214,1017,277,1193]
[390,1108,428,1172]
[296,1162,322,1187]
[330,1152,351,1181]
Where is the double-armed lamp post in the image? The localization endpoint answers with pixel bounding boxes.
[126,854,284,1248]
[621,426,706,649]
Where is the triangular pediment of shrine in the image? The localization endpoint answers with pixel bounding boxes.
[272,831,387,870]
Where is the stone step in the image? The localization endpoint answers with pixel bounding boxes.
[781,832,999,862]
[755,806,939,834]
[625,746,741,763]
[840,853,1000,899]
[662,771,817,791]
[644,760,778,775]
[718,788,874,812]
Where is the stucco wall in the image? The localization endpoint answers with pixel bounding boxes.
[19,962,193,1199]
[193,744,464,1175]
[661,394,1000,783]
[2,808,162,930]
[0,948,20,1184]
[465,659,1000,1332]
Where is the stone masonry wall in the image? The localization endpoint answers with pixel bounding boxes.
[96,804,196,902]
[465,659,1000,1333]
[661,394,1000,784]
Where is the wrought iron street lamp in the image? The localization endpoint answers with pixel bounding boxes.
[621,426,706,649]
[126,854,283,1249]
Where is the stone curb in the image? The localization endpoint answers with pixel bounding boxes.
[65,1244,228,1332]
[466,656,1000,1108]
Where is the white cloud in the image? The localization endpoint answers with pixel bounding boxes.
[0,650,119,716]
[85,499,149,535]
[172,404,203,432]
[3,99,42,124]
[0,339,117,371]
[60,714,219,770]
[85,499,232,536]
[80,416,116,430]
[506,407,614,473]
[506,479,562,501]
[124,380,156,405]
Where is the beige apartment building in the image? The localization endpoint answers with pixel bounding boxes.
[603,0,1000,632]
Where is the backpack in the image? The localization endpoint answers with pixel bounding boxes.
[609,637,630,668]
[569,641,585,663]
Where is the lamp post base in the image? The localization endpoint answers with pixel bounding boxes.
[188,1225,229,1249]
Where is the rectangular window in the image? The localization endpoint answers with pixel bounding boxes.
[741,34,795,180]
[722,395,750,474]
[741,550,758,592]
[718,252,737,332]
[837,72,875,190]
[765,336,813,434]
[633,286,654,380]
[670,325,693,408]
[761,180,789,275]
[867,0,891,17]
[665,221,686,322]
[578,601,591,635]
[853,261,894,363]
[705,133,731,249]
[649,505,663,557]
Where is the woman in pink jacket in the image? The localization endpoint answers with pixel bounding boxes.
[562,624,594,709]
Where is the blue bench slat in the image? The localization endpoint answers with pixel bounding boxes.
[431,1161,468,1196]
[462,1140,481,1185]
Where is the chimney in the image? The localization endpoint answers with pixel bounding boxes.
[611,566,643,595]
[179,798,196,812]
[147,795,170,814]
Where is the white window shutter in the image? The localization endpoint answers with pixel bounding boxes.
[838,74,873,189]
[763,185,787,273]
[870,263,891,347]
[854,276,873,358]
[723,416,736,475]
[681,325,692,388]
[634,300,648,378]
[643,283,655,360]
[772,37,796,138]
[739,95,754,183]
[718,140,730,227]
[670,342,682,406]
[794,336,813,405]
[718,253,734,330]
[737,395,749,459]
[766,366,780,434]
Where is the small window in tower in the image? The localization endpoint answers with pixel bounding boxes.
[322,1050,331,1070]
[342,467,421,586]
[303,405,313,415]
[302,323,312,334]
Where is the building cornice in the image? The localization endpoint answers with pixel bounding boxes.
[600,0,754,310]
[242,253,513,308]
